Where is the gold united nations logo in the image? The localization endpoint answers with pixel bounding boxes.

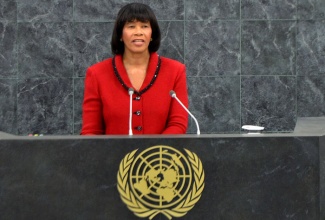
[117,145,205,219]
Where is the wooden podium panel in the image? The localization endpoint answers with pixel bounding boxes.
[0,133,324,220]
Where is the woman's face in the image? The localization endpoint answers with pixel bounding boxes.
[121,20,152,55]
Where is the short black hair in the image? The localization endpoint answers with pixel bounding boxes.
[111,3,161,55]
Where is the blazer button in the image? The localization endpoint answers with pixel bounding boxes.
[135,110,141,116]
[136,126,142,131]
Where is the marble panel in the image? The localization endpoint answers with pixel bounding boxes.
[297,76,325,117]
[187,76,240,134]
[0,79,17,134]
[74,0,122,22]
[0,21,17,78]
[74,78,84,135]
[241,21,296,76]
[142,0,184,20]
[1,0,325,135]
[297,0,325,19]
[297,20,325,75]
[17,0,72,22]
[185,21,240,77]
[17,78,73,135]
[241,0,296,19]
[17,22,74,78]
[241,76,296,132]
[157,21,184,63]
[185,0,239,20]
[73,22,113,77]
[0,0,17,21]
[74,0,183,22]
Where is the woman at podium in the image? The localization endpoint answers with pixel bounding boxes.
[81,3,188,135]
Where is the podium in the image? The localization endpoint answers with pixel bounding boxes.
[0,128,324,219]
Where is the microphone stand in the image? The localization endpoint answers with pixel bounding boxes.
[128,88,134,135]
[170,90,200,135]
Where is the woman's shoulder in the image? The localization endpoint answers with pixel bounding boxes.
[160,56,184,67]
[159,56,185,74]
[88,57,113,71]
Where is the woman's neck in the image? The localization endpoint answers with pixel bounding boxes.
[122,50,150,67]
[122,51,151,91]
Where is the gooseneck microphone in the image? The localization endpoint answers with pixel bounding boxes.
[169,90,200,135]
[128,88,134,135]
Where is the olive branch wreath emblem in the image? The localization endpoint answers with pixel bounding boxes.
[117,147,205,219]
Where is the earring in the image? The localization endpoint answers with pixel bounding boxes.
[150,38,153,41]
[120,39,123,42]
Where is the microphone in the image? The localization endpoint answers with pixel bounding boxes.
[169,90,200,135]
[128,88,134,135]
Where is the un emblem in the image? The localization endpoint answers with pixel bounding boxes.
[117,145,205,219]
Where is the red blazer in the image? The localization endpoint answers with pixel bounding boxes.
[81,52,188,135]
